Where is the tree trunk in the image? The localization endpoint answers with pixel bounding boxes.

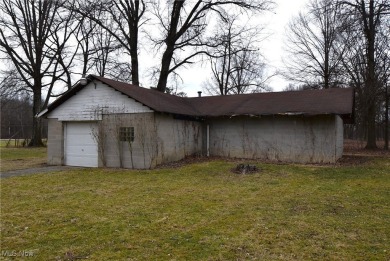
[129,19,139,86]
[324,26,330,89]
[130,46,139,86]
[364,0,377,149]
[324,44,329,89]
[156,47,174,92]
[385,85,389,150]
[365,101,377,149]
[156,0,184,93]
[28,82,44,147]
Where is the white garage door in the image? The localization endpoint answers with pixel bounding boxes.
[65,122,98,167]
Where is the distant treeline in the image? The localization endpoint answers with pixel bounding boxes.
[1,96,47,140]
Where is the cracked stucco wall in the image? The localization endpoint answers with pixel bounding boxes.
[101,113,203,169]
[207,115,343,163]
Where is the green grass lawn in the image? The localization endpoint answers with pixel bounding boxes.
[1,148,390,260]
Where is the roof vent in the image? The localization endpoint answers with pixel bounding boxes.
[79,74,88,85]
[198,91,202,97]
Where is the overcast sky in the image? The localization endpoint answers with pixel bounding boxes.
[177,0,309,96]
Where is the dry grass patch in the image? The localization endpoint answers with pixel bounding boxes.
[0,147,47,172]
[1,157,390,260]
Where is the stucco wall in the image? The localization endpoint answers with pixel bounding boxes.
[207,115,342,163]
[155,114,202,165]
[99,113,153,169]
[101,113,202,169]
[335,115,344,159]
[47,118,64,165]
[47,113,343,167]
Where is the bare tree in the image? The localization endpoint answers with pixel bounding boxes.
[91,26,122,77]
[283,0,348,89]
[375,18,390,150]
[150,0,274,93]
[75,0,147,86]
[0,0,76,146]
[0,68,27,108]
[203,15,269,95]
[74,12,98,76]
[73,8,124,79]
[339,0,390,149]
[281,83,319,92]
[362,16,389,148]
[48,1,80,94]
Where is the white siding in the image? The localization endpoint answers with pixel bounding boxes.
[47,80,153,121]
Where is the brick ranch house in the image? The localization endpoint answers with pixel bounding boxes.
[38,75,354,168]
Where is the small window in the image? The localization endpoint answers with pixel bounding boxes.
[120,127,134,142]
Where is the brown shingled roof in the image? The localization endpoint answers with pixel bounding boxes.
[95,76,198,116]
[41,75,354,122]
[189,88,354,118]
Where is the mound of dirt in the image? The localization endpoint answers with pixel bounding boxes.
[231,164,260,174]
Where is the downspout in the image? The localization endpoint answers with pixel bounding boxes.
[207,124,210,157]
[385,82,389,150]
[334,116,337,164]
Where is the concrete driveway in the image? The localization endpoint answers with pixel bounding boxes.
[0,166,81,178]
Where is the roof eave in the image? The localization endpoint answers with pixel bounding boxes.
[37,77,94,118]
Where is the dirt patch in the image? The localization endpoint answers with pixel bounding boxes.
[0,166,81,178]
[231,164,260,174]
[336,155,371,166]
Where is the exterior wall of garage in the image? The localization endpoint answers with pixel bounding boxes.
[47,118,64,165]
[154,113,202,165]
[45,80,157,168]
[47,120,99,167]
[206,115,343,163]
[101,113,156,169]
[46,112,203,169]
[97,112,203,169]
[46,113,343,167]
[335,116,344,160]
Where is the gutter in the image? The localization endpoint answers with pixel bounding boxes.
[279,112,305,116]
[36,108,48,118]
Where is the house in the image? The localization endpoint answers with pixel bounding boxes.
[38,75,354,168]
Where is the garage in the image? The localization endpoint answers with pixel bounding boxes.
[64,122,98,167]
